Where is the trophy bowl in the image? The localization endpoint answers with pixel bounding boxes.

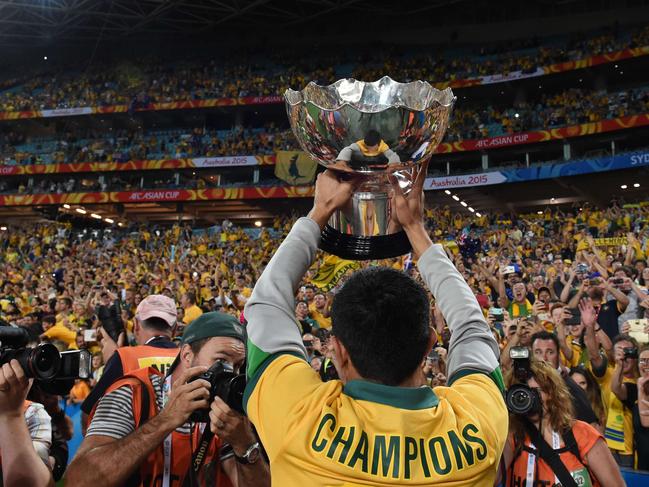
[285,76,455,260]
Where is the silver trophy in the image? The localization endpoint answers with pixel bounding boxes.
[285,76,455,260]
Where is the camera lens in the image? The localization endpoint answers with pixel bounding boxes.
[24,344,61,380]
[506,384,535,415]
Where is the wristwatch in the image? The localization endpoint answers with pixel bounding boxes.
[234,441,261,465]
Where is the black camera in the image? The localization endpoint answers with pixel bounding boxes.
[188,360,246,423]
[0,326,92,391]
[505,346,541,416]
[96,300,125,343]
[624,347,639,360]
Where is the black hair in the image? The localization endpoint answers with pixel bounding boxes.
[531,330,560,352]
[331,267,430,386]
[184,291,197,305]
[363,129,381,147]
[140,316,172,333]
[42,314,56,325]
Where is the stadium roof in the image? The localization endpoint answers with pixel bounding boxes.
[1,0,648,46]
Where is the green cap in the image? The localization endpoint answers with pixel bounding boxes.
[181,311,246,345]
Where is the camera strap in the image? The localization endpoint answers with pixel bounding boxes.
[162,375,173,487]
[523,420,578,487]
[182,426,215,487]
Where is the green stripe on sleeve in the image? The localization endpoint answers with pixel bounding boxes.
[243,351,305,414]
[490,366,505,392]
[447,366,505,392]
[246,339,272,380]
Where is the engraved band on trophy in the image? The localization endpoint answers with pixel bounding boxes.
[285,76,455,260]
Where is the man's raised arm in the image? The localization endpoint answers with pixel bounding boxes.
[388,163,502,388]
[244,218,321,377]
[417,243,502,385]
[244,171,356,379]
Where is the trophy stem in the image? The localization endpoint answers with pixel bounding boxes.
[320,224,412,261]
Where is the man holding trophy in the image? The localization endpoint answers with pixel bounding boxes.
[238,77,507,485]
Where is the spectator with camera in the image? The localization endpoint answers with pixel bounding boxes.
[66,312,270,487]
[586,327,639,467]
[565,271,630,341]
[94,289,124,341]
[611,345,649,470]
[500,317,538,369]
[556,303,612,369]
[501,356,623,486]
[0,359,54,487]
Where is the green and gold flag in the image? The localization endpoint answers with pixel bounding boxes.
[275,151,318,185]
[310,254,360,292]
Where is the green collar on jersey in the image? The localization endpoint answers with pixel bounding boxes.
[343,380,439,410]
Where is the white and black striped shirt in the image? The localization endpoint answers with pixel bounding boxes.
[87,374,192,439]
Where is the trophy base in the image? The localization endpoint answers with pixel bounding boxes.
[319,225,412,261]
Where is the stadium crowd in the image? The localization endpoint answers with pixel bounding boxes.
[1,197,648,484]
[1,84,648,171]
[0,124,295,167]
[0,24,648,113]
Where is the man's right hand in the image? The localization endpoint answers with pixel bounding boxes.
[388,160,431,258]
[158,366,211,430]
[0,359,31,418]
[388,160,428,231]
[579,299,597,329]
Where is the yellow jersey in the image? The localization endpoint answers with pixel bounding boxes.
[595,364,635,454]
[309,303,332,330]
[245,354,506,486]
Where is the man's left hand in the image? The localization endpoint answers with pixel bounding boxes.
[209,396,257,456]
[308,170,357,229]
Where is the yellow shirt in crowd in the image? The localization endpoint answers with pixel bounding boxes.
[183,304,203,325]
[309,303,332,330]
[596,365,635,455]
[43,323,77,349]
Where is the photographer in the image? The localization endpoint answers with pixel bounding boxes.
[81,294,179,419]
[66,312,269,487]
[0,359,54,487]
[529,330,599,426]
[501,358,623,486]
[243,168,507,484]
